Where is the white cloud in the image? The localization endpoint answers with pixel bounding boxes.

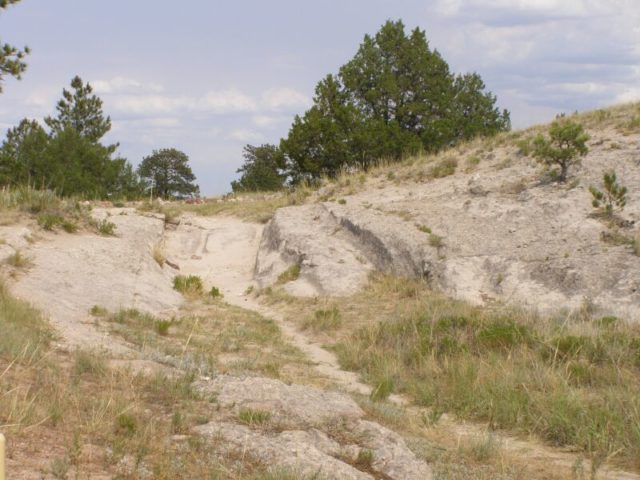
[261,88,310,111]
[615,87,640,104]
[227,128,264,142]
[92,76,164,94]
[252,114,283,128]
[202,89,257,113]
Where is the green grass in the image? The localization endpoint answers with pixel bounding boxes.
[333,278,640,469]
[429,157,458,178]
[0,283,53,359]
[173,274,204,296]
[238,407,272,426]
[302,306,342,332]
[276,264,301,284]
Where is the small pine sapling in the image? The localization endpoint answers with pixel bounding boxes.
[589,170,627,217]
[532,119,589,182]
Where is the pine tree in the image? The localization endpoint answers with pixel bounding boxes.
[0,118,49,186]
[532,119,589,182]
[45,76,113,145]
[278,20,510,182]
[589,171,627,217]
[0,0,30,92]
[138,148,199,199]
[231,144,286,192]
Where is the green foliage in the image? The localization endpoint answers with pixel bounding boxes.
[115,413,137,436]
[532,119,590,182]
[589,170,627,217]
[238,407,271,426]
[45,75,112,143]
[278,20,509,182]
[276,264,301,284]
[173,275,204,296]
[154,319,171,336]
[209,286,222,298]
[37,213,64,230]
[428,233,444,248]
[231,144,286,192]
[138,148,199,199]
[89,305,108,317]
[0,77,143,198]
[0,0,29,93]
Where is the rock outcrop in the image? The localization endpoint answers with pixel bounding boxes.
[195,375,433,480]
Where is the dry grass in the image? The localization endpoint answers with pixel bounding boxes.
[265,274,640,472]
[0,283,319,478]
[140,187,313,224]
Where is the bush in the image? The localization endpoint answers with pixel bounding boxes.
[209,286,222,298]
[533,119,589,182]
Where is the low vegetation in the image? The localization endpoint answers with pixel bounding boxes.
[276,264,301,284]
[329,275,640,469]
[532,118,589,182]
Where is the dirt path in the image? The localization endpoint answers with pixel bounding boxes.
[163,214,384,398]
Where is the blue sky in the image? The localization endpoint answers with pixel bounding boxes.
[1,0,639,195]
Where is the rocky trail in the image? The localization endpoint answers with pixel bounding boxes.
[3,202,639,479]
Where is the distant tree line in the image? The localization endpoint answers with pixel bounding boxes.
[233,20,510,192]
[0,76,199,200]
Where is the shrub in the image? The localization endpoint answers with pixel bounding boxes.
[589,170,627,217]
[416,224,432,234]
[173,275,204,296]
[532,119,589,182]
[209,286,222,298]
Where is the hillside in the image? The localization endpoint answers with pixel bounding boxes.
[0,103,639,479]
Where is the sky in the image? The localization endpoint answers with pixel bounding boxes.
[1,0,639,195]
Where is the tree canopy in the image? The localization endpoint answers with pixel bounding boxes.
[231,144,286,193]
[0,0,29,92]
[45,76,113,144]
[0,76,143,198]
[137,148,199,199]
[275,20,511,182]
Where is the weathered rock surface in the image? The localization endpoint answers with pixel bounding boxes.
[195,375,433,480]
[10,208,183,352]
[255,129,640,320]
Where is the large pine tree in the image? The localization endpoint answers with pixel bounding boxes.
[279,20,510,181]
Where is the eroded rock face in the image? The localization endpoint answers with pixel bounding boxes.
[11,208,183,352]
[195,375,433,480]
[254,136,640,320]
